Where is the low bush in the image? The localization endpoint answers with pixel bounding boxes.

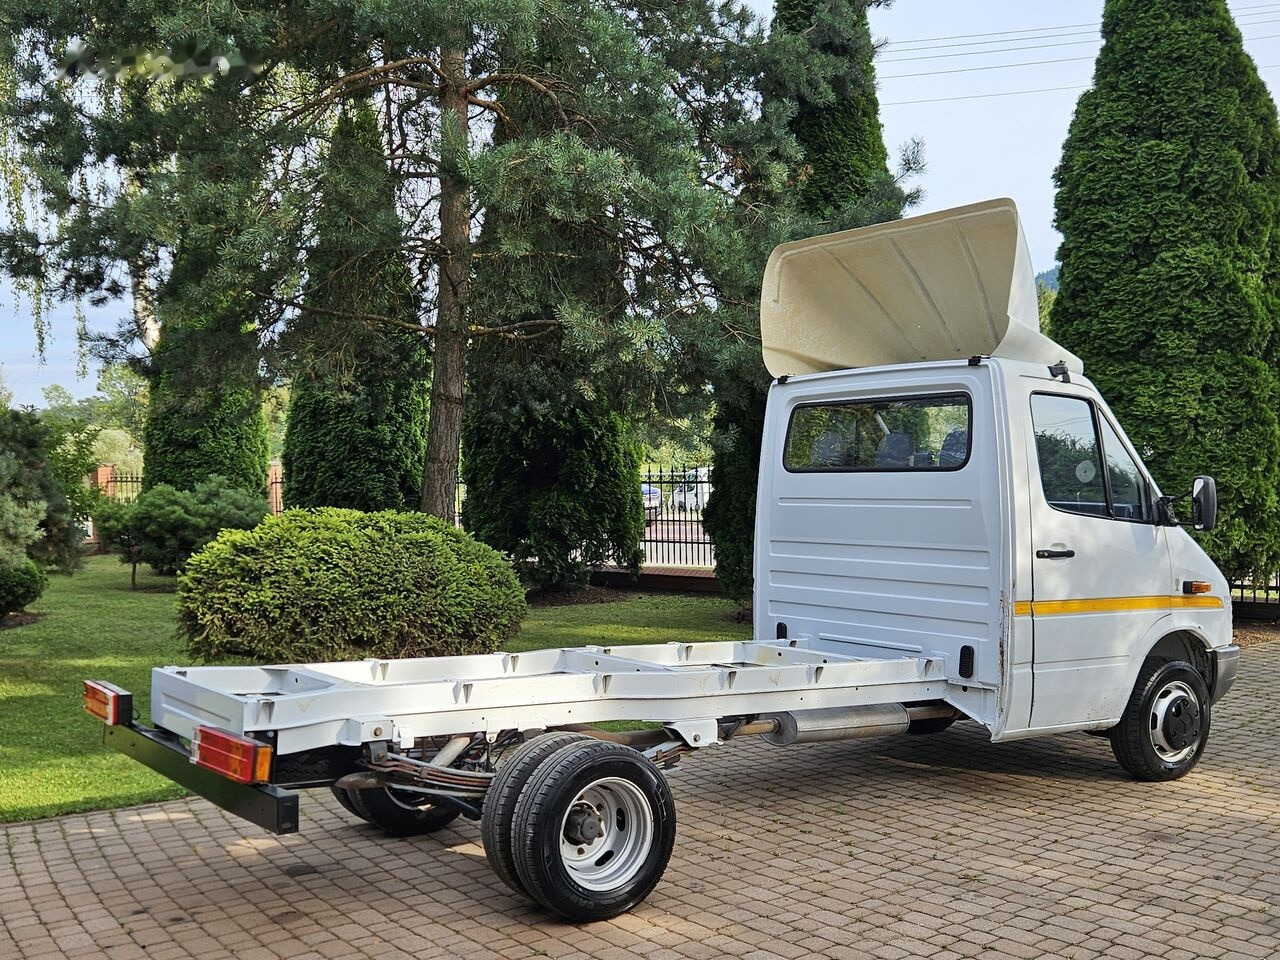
[95,476,268,583]
[177,508,528,663]
[0,560,47,616]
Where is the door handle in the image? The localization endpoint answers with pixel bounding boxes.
[1036,548,1076,559]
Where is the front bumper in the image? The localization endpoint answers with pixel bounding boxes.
[104,723,300,834]
[1210,644,1240,704]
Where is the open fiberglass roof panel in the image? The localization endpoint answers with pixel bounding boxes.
[759,198,1083,378]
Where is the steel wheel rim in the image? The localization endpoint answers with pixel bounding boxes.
[1149,679,1201,763]
[558,777,654,892]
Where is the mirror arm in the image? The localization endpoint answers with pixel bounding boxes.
[1155,493,1186,527]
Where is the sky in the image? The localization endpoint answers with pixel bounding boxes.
[4,0,1280,405]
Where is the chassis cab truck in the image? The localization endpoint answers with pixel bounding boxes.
[85,199,1238,922]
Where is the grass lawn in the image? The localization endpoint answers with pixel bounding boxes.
[0,554,745,823]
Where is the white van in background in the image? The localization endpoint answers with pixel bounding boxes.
[670,467,711,512]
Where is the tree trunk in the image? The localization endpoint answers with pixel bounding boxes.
[420,48,472,517]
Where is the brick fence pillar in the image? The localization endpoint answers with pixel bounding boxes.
[267,461,284,515]
[86,464,116,550]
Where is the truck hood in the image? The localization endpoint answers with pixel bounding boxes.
[760,198,1083,378]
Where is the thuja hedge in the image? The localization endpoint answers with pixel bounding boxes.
[177,508,527,663]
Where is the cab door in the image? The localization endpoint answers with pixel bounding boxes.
[1026,388,1170,728]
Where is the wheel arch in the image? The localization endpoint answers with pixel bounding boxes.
[1146,628,1214,681]
[1105,618,1216,724]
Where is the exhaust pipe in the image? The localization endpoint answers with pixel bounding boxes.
[760,703,958,745]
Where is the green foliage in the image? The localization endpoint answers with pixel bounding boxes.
[1051,0,1280,579]
[0,409,81,571]
[95,476,268,579]
[0,559,47,615]
[773,0,903,220]
[283,103,428,512]
[43,417,102,524]
[40,365,148,446]
[702,375,769,602]
[463,337,645,589]
[143,365,268,494]
[177,509,527,663]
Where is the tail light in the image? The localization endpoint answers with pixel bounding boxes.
[192,726,272,784]
[84,680,132,726]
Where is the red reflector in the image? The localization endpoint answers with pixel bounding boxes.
[192,726,272,784]
[84,680,131,726]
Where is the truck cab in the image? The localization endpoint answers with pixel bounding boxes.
[755,198,1237,750]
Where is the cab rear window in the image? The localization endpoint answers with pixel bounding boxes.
[783,393,972,472]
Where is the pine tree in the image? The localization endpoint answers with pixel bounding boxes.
[461,83,644,589]
[1052,0,1280,579]
[283,103,428,512]
[704,0,914,602]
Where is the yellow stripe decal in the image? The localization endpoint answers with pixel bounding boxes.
[1013,595,1222,617]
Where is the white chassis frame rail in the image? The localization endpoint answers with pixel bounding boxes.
[151,639,950,755]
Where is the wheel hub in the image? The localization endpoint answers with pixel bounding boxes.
[564,802,604,845]
[1160,695,1200,750]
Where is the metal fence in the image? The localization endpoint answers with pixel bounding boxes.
[641,466,714,568]
[1231,575,1280,618]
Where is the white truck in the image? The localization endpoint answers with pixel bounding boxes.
[85,199,1239,922]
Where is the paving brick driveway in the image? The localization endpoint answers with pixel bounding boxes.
[3,641,1278,960]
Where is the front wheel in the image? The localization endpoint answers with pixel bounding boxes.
[511,740,676,921]
[1109,660,1211,781]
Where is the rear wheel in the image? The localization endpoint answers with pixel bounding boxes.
[1109,660,1211,781]
[481,732,591,895]
[511,740,676,921]
[347,786,460,836]
[329,785,366,820]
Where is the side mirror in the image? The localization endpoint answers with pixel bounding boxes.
[1192,476,1217,532]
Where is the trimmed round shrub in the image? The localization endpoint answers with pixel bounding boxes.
[0,560,47,616]
[178,508,528,663]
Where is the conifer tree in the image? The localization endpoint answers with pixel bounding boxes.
[704,0,914,601]
[1052,0,1280,578]
[283,103,429,511]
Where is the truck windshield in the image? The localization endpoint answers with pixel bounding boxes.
[783,393,971,472]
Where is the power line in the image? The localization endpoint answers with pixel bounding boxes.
[881,33,1280,81]
[882,38,1101,65]
[882,63,1280,107]
[881,16,1280,63]
[885,30,1100,57]
[882,55,1098,81]
[882,1,1280,48]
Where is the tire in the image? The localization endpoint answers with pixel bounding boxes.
[329,784,367,820]
[511,740,676,921]
[347,786,460,837]
[1109,659,1211,782]
[907,716,956,736]
[482,732,592,896]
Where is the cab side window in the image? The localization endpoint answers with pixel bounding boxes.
[1031,394,1107,517]
[1098,416,1150,521]
[1030,393,1150,522]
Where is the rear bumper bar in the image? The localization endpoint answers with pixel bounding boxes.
[104,723,299,835]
